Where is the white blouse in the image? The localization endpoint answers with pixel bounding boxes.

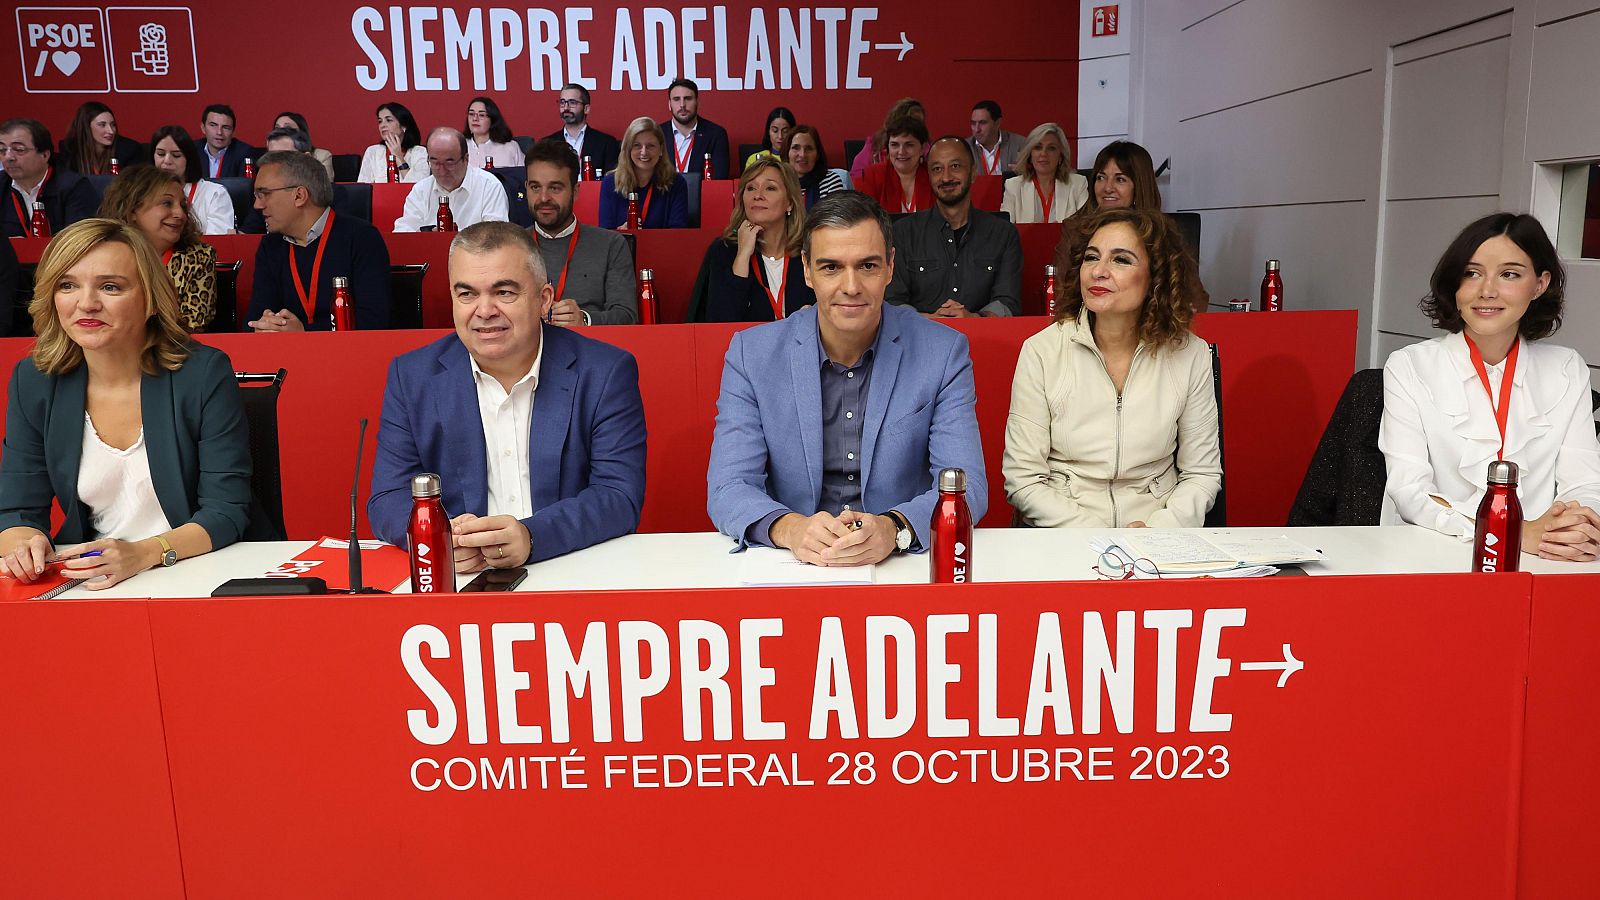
[186,179,234,234]
[77,413,170,542]
[357,143,429,183]
[467,139,525,169]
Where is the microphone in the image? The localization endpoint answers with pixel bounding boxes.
[345,418,387,594]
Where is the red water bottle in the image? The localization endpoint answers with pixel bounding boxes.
[29,202,50,238]
[625,192,640,231]
[702,152,713,179]
[930,468,973,583]
[1043,264,1058,318]
[1472,461,1523,573]
[484,156,494,170]
[408,473,456,593]
[1261,259,1283,311]
[109,157,120,175]
[582,156,594,181]
[243,157,255,178]
[436,196,456,232]
[386,151,399,182]
[637,267,657,325]
[331,275,354,331]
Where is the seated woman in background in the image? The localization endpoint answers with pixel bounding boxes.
[856,116,933,215]
[787,124,848,209]
[1002,123,1089,224]
[1004,207,1221,528]
[1379,212,1600,560]
[99,166,216,331]
[60,101,144,174]
[743,106,795,172]
[463,96,526,169]
[692,157,815,322]
[356,102,427,183]
[849,97,924,178]
[1079,139,1162,213]
[271,111,335,180]
[0,219,252,588]
[149,125,235,235]
[599,117,689,229]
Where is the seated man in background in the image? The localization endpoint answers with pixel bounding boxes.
[707,192,988,565]
[394,128,509,232]
[0,118,98,237]
[369,221,647,568]
[545,84,622,175]
[199,104,254,178]
[968,100,1025,178]
[246,150,391,331]
[524,139,637,325]
[263,127,313,155]
[886,137,1022,318]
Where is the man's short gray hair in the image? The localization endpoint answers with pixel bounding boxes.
[255,150,332,207]
[450,220,547,285]
[801,191,894,260]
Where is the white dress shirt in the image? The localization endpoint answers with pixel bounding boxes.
[671,122,697,172]
[1379,331,1600,539]
[186,179,235,234]
[77,413,171,542]
[471,344,544,521]
[561,125,588,157]
[393,166,510,233]
[10,168,49,211]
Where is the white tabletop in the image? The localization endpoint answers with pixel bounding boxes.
[49,525,1600,600]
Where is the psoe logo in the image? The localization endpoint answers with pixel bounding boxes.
[15,7,110,93]
[107,7,197,92]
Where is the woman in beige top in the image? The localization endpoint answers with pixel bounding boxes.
[1004,207,1221,527]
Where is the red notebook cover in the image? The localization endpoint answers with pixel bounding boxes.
[262,538,412,592]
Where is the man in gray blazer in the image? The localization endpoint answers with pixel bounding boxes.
[523,139,637,326]
[967,100,1025,178]
[707,191,988,565]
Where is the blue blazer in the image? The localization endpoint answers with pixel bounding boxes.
[707,303,988,550]
[597,173,690,229]
[367,326,647,562]
[0,343,253,546]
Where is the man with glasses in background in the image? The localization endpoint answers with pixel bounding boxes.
[0,118,97,237]
[394,127,509,232]
[246,150,391,331]
[543,83,621,175]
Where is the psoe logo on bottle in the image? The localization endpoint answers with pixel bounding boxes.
[107,7,198,93]
[16,8,110,93]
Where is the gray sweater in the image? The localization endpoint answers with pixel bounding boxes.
[534,222,638,325]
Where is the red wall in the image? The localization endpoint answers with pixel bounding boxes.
[2,2,1080,165]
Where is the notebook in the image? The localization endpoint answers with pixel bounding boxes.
[1106,532,1322,574]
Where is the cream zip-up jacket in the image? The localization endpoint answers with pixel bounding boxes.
[1003,315,1223,527]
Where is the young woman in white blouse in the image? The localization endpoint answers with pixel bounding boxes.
[1380,213,1600,560]
[1001,123,1089,224]
[149,125,235,234]
[356,102,428,183]
[463,97,525,169]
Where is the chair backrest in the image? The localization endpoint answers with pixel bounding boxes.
[513,136,535,156]
[208,260,242,333]
[235,369,288,541]
[736,143,764,174]
[494,167,533,228]
[332,182,373,223]
[1171,211,1202,264]
[390,263,429,329]
[1287,368,1386,526]
[9,262,38,337]
[211,177,253,231]
[85,174,114,206]
[682,171,704,227]
[844,139,866,167]
[1203,343,1226,527]
[331,154,362,183]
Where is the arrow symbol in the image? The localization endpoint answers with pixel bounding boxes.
[873,32,915,61]
[1240,643,1304,688]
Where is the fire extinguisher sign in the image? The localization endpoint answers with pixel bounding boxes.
[1092,5,1119,37]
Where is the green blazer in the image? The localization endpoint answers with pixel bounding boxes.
[0,342,253,547]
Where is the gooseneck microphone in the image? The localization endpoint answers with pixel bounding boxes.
[346,418,389,594]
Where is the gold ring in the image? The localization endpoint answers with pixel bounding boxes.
[496,546,505,559]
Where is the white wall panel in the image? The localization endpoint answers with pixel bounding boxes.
[1078,55,1132,140]
[1377,196,1503,336]
[1559,263,1600,366]
[1387,37,1510,199]
[1534,0,1600,25]
[1527,12,1600,161]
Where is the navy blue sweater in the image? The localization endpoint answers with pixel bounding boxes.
[248,212,392,330]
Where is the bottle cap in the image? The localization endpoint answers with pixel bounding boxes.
[628,192,638,200]
[32,201,44,210]
[639,268,654,280]
[1486,460,1519,486]
[244,157,253,164]
[411,473,442,498]
[333,276,349,289]
[1266,259,1280,271]
[111,157,119,164]
[583,155,592,160]
[1044,264,1056,275]
[938,467,967,492]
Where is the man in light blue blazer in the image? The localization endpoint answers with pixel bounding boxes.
[707,191,987,565]
[369,222,646,569]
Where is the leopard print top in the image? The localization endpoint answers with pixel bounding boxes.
[166,242,217,332]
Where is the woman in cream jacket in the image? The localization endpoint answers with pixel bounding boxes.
[1380,212,1600,560]
[1001,123,1089,224]
[1004,207,1221,527]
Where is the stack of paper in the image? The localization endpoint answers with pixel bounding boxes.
[1091,532,1323,578]
[737,547,877,586]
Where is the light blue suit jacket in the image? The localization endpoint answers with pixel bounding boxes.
[707,303,987,550]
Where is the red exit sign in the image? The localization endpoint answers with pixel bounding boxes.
[1093,5,1120,36]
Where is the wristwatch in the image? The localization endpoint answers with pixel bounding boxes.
[155,535,178,567]
[887,511,913,552]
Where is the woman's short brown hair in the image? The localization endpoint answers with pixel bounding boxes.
[97,164,202,252]
[1086,140,1162,212]
[1055,207,1208,349]
[30,218,191,376]
[722,156,806,256]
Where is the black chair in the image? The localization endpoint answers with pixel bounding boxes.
[332,182,373,223]
[844,139,866,168]
[736,143,763,174]
[208,261,242,333]
[1171,212,1202,264]
[390,263,428,329]
[331,154,362,183]
[682,171,703,228]
[212,177,253,231]
[513,136,535,157]
[10,262,38,337]
[235,369,288,541]
[1287,369,1386,526]
[1204,343,1226,528]
[494,167,533,228]
[86,174,115,206]
[1592,389,1599,437]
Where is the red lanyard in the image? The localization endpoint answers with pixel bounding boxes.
[1467,336,1519,460]
[981,144,1001,175]
[673,130,695,173]
[636,186,655,226]
[10,167,50,227]
[162,248,175,266]
[754,254,789,319]
[1032,177,1056,219]
[545,227,581,299]
[186,181,199,206]
[287,210,336,323]
[898,176,917,213]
